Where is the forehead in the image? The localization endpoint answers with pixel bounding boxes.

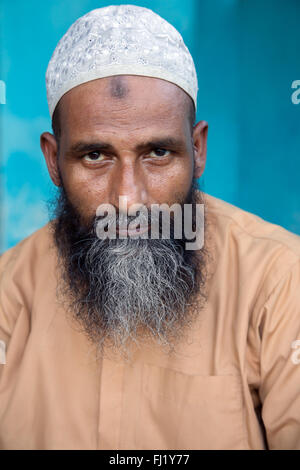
[58,76,191,142]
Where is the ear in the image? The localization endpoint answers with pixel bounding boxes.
[40,132,61,187]
[192,120,208,179]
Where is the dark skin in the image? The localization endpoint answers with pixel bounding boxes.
[41,75,208,224]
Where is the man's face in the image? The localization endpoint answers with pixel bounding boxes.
[40,76,208,356]
[42,75,207,223]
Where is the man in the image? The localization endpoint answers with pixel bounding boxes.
[0,5,300,450]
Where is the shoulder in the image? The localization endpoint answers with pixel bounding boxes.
[0,223,54,267]
[202,192,300,311]
[0,223,56,344]
[0,222,56,303]
[0,224,54,346]
[203,192,300,259]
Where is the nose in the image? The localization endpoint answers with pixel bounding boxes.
[111,159,148,212]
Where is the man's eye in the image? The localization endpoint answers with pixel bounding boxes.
[83,152,105,162]
[149,149,171,158]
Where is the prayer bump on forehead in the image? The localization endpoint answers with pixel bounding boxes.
[109,76,129,99]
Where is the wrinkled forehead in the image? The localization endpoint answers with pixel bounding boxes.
[57,75,193,138]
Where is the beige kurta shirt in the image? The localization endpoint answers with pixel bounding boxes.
[0,193,300,450]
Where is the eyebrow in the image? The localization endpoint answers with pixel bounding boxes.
[67,137,186,155]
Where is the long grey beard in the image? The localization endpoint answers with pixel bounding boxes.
[51,186,208,357]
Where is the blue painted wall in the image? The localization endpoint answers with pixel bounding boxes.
[1,0,300,251]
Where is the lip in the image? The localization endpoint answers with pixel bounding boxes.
[116,224,150,236]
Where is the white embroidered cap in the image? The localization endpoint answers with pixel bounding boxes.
[46,4,198,118]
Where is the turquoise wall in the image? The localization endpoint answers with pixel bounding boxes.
[1,0,300,251]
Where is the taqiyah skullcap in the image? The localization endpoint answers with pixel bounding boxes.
[46,4,198,118]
